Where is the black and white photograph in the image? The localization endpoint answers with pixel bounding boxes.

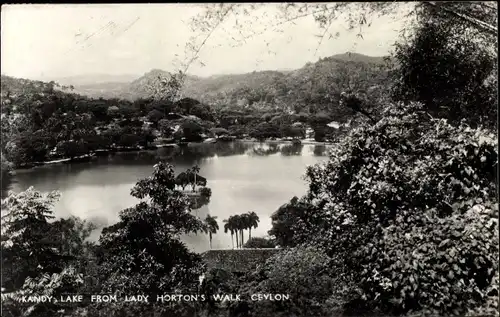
[0,2,498,317]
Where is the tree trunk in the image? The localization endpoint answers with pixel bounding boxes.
[209,232,212,249]
[231,234,234,249]
[240,230,244,247]
[249,228,251,241]
[235,232,239,248]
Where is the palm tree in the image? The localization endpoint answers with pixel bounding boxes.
[191,165,200,192]
[234,214,247,248]
[233,216,241,248]
[223,218,235,249]
[204,214,219,249]
[246,211,260,241]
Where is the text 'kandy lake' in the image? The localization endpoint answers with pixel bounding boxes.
[16,294,291,303]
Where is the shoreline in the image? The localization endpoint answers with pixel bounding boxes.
[12,139,333,172]
[239,139,333,146]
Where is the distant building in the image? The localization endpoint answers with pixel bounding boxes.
[327,121,341,129]
[305,127,314,138]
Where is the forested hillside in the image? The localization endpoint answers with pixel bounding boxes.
[1,52,387,171]
[64,52,389,113]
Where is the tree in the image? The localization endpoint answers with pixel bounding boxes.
[48,216,97,259]
[236,214,247,247]
[1,152,13,177]
[1,188,61,291]
[96,162,205,300]
[245,211,260,241]
[181,120,204,142]
[147,109,164,123]
[232,216,240,248]
[1,188,97,317]
[391,19,497,129]
[204,215,219,249]
[210,127,229,137]
[176,167,206,192]
[107,106,120,118]
[268,196,325,248]
[56,139,88,158]
[249,122,281,140]
[223,221,235,249]
[158,119,174,138]
[191,165,201,192]
[187,3,496,70]
[5,130,51,166]
[190,103,214,121]
[118,133,141,148]
[224,215,246,249]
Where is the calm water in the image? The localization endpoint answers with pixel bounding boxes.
[2,141,329,253]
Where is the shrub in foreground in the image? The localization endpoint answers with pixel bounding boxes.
[302,102,498,316]
[243,237,276,249]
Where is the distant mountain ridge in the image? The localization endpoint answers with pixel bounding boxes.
[8,52,388,104]
[38,73,140,86]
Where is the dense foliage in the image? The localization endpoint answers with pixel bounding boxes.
[279,101,499,316]
[1,188,96,317]
[392,21,497,129]
[1,68,365,168]
[1,2,498,317]
[243,237,276,249]
[228,247,337,317]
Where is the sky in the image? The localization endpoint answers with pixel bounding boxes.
[1,3,412,80]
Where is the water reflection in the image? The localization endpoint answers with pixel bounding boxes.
[280,144,304,156]
[2,142,332,197]
[248,143,281,157]
[312,144,328,157]
[1,141,331,252]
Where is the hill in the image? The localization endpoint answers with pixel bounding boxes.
[50,53,389,108]
[39,73,140,86]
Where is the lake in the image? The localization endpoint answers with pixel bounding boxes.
[1,141,330,253]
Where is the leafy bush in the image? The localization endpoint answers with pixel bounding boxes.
[199,186,212,199]
[181,120,204,142]
[1,152,13,175]
[118,134,141,147]
[56,139,89,158]
[303,102,498,316]
[2,267,85,317]
[1,188,95,317]
[146,109,164,123]
[1,188,61,290]
[229,247,339,317]
[268,196,328,248]
[243,237,276,249]
[249,122,281,140]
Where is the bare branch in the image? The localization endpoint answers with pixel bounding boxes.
[422,1,498,35]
